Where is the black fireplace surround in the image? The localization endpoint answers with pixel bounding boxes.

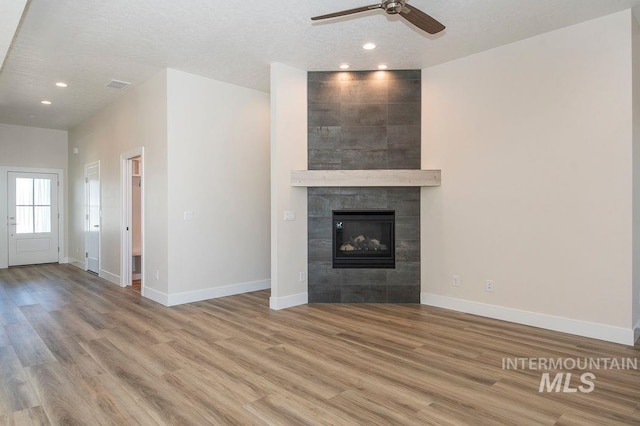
[333,210,395,269]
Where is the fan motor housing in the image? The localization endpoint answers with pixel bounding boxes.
[384,1,404,14]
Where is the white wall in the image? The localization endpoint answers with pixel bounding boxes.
[165,69,271,304]
[0,124,68,268]
[0,0,27,69]
[421,11,635,344]
[269,63,308,309]
[0,124,68,169]
[633,12,640,340]
[68,70,169,295]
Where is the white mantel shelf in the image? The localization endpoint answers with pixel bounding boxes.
[291,169,441,187]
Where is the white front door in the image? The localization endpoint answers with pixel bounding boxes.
[8,172,59,266]
[85,163,100,273]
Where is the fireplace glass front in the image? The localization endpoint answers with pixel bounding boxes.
[332,210,395,269]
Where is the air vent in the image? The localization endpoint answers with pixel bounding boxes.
[106,79,131,89]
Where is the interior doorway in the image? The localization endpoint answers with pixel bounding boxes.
[120,149,144,292]
[85,161,100,274]
[130,157,142,292]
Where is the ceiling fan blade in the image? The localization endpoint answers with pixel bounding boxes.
[311,4,383,21]
[399,5,445,34]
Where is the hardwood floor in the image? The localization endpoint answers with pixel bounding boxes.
[0,264,638,425]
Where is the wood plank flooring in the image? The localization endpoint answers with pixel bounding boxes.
[0,264,638,425]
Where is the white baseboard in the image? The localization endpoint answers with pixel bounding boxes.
[142,286,169,306]
[99,269,120,286]
[421,293,635,346]
[132,273,142,280]
[270,292,308,310]
[167,279,271,306]
[60,257,70,264]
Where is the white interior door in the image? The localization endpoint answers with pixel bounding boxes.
[8,172,59,266]
[85,163,100,273]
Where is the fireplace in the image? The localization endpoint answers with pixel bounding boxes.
[333,210,395,269]
[307,70,421,303]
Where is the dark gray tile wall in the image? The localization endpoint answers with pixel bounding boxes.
[308,70,421,171]
[307,70,422,303]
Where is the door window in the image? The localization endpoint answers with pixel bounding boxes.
[15,177,52,234]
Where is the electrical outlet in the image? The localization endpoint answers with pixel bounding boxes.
[452,275,460,287]
[485,280,494,292]
[155,270,160,281]
[299,272,306,282]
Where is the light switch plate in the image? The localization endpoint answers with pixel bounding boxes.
[184,211,194,221]
[284,211,296,221]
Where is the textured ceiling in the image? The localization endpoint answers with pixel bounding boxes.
[1,0,639,130]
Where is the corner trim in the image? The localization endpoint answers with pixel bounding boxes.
[143,286,169,306]
[167,279,271,306]
[99,269,120,286]
[270,292,308,310]
[66,258,85,270]
[421,293,635,346]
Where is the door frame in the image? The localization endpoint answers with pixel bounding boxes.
[84,161,100,273]
[120,148,144,291]
[1,166,64,269]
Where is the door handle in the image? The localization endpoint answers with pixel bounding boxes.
[9,223,17,226]
[93,225,100,228]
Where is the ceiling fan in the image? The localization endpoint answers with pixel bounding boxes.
[311,0,445,35]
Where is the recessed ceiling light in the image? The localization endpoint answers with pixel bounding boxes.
[55,82,68,88]
[28,114,36,118]
[41,100,52,105]
[362,42,376,50]
[378,64,388,70]
[339,64,350,70]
